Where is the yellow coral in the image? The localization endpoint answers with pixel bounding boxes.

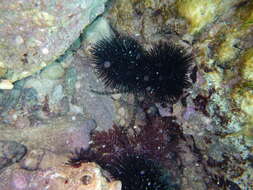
[176,0,222,33]
[240,90,253,117]
[216,31,240,63]
[243,123,253,140]
[110,0,134,31]
[236,1,253,28]
[206,70,223,89]
[231,83,253,141]
[241,48,253,81]
[131,0,155,9]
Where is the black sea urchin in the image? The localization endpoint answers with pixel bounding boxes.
[107,154,177,190]
[68,151,178,190]
[144,42,193,102]
[90,35,147,94]
[91,35,193,103]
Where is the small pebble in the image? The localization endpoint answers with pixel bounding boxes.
[0,61,4,67]
[20,149,45,170]
[119,119,126,126]
[69,104,83,114]
[15,35,24,45]
[12,114,18,121]
[0,80,14,90]
[75,81,82,89]
[111,94,122,100]
[14,116,31,129]
[0,140,27,170]
[41,47,49,55]
[115,115,121,121]
[51,85,64,103]
[118,107,125,116]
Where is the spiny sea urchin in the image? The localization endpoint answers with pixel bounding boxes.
[68,150,178,190]
[68,117,182,190]
[144,42,193,102]
[90,34,193,103]
[90,35,147,94]
[106,154,178,190]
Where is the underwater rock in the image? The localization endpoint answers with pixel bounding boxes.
[51,84,64,104]
[63,119,97,151]
[19,149,45,171]
[82,17,113,50]
[20,88,38,108]
[0,80,14,90]
[0,86,38,123]
[0,141,27,171]
[14,116,31,129]
[64,67,77,97]
[73,55,116,131]
[1,160,122,190]
[0,0,108,87]
[24,74,58,101]
[40,63,65,80]
[0,117,96,153]
[0,81,24,113]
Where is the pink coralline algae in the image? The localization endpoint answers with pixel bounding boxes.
[11,171,29,190]
[8,162,121,190]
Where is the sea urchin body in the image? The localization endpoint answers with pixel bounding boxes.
[90,35,147,94]
[106,154,177,190]
[144,42,193,102]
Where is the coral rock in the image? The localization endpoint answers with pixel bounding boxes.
[5,162,122,190]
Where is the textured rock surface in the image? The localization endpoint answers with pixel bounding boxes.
[0,0,108,87]
[0,52,115,129]
[0,141,27,171]
[0,48,116,131]
[0,159,122,190]
[0,118,96,153]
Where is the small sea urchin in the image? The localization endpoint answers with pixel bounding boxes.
[91,34,193,103]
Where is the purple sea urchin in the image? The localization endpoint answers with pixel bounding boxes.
[68,117,182,190]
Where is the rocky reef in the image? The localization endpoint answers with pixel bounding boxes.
[106,0,253,188]
[0,0,253,189]
[0,161,122,190]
